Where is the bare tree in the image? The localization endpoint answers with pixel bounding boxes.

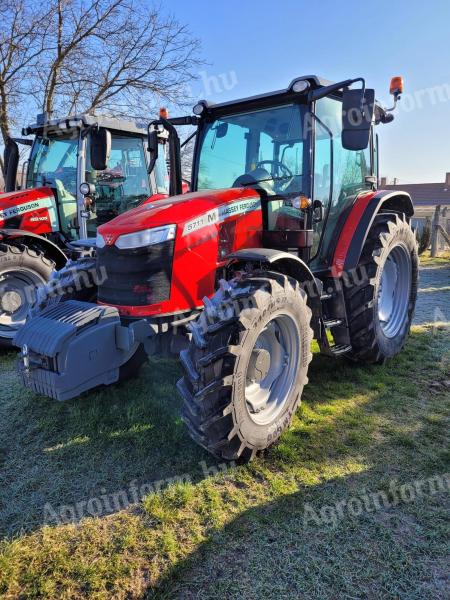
[0,0,203,176]
[36,0,202,117]
[0,0,51,173]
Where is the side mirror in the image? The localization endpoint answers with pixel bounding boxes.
[147,130,159,174]
[4,138,19,192]
[89,128,111,171]
[342,88,375,151]
[215,122,228,138]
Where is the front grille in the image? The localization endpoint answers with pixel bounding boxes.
[97,240,174,306]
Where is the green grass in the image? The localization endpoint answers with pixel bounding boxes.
[419,249,450,266]
[0,325,449,599]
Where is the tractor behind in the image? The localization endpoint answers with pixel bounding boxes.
[15,75,419,461]
[0,113,171,345]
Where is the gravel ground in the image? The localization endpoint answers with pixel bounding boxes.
[413,262,449,325]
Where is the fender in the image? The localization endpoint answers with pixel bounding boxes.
[332,190,414,276]
[0,229,68,269]
[226,247,322,316]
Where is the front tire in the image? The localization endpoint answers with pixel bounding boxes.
[177,272,313,461]
[0,243,54,347]
[344,214,418,363]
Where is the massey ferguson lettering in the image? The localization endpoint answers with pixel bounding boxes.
[183,198,261,236]
[0,197,53,221]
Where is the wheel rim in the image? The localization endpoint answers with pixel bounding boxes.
[245,313,300,426]
[377,244,412,338]
[0,269,45,338]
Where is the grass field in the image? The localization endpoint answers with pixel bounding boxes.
[0,315,449,598]
[419,249,450,267]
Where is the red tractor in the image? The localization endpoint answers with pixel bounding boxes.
[0,113,171,345]
[15,75,418,461]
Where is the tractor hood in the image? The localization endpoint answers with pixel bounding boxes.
[0,187,55,224]
[97,187,262,246]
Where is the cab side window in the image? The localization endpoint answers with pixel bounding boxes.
[312,97,371,266]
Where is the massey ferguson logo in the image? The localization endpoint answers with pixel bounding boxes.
[105,234,115,245]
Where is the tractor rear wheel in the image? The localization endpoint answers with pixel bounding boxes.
[0,243,54,348]
[177,272,313,461]
[344,214,418,363]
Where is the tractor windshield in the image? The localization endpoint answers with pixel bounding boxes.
[27,134,79,239]
[27,134,78,197]
[196,103,307,200]
[85,134,152,235]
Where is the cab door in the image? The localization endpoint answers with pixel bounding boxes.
[310,96,372,269]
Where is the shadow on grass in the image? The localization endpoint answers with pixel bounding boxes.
[151,468,449,600]
[150,329,449,599]
[0,327,448,546]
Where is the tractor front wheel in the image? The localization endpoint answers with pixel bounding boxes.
[344,213,418,363]
[0,244,54,348]
[178,272,313,461]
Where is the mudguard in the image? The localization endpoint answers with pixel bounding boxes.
[0,228,68,269]
[332,190,414,275]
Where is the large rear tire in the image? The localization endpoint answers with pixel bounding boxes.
[177,272,313,461]
[344,213,418,363]
[0,243,54,348]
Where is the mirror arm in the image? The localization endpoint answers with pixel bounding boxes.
[81,122,98,139]
[309,78,357,102]
[181,130,197,148]
[384,93,401,113]
[161,117,183,197]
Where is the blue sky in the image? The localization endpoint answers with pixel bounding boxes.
[168,0,450,184]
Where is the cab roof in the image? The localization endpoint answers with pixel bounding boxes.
[23,113,148,137]
[198,75,334,114]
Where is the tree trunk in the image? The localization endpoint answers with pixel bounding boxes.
[0,82,11,178]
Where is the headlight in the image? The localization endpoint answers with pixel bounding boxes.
[96,232,106,248]
[115,224,176,250]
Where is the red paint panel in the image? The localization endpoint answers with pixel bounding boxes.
[98,188,263,317]
[0,187,56,231]
[332,190,377,276]
[20,208,53,235]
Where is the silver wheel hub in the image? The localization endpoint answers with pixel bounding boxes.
[1,290,22,314]
[377,244,412,338]
[245,314,300,425]
[0,270,44,337]
[247,348,271,383]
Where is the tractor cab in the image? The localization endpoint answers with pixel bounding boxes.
[4,113,170,242]
[149,75,395,272]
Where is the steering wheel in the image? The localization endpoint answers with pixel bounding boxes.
[256,160,294,192]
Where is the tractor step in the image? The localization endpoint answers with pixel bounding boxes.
[323,318,343,328]
[330,344,352,355]
[320,292,333,300]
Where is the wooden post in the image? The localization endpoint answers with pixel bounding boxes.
[430,205,441,257]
